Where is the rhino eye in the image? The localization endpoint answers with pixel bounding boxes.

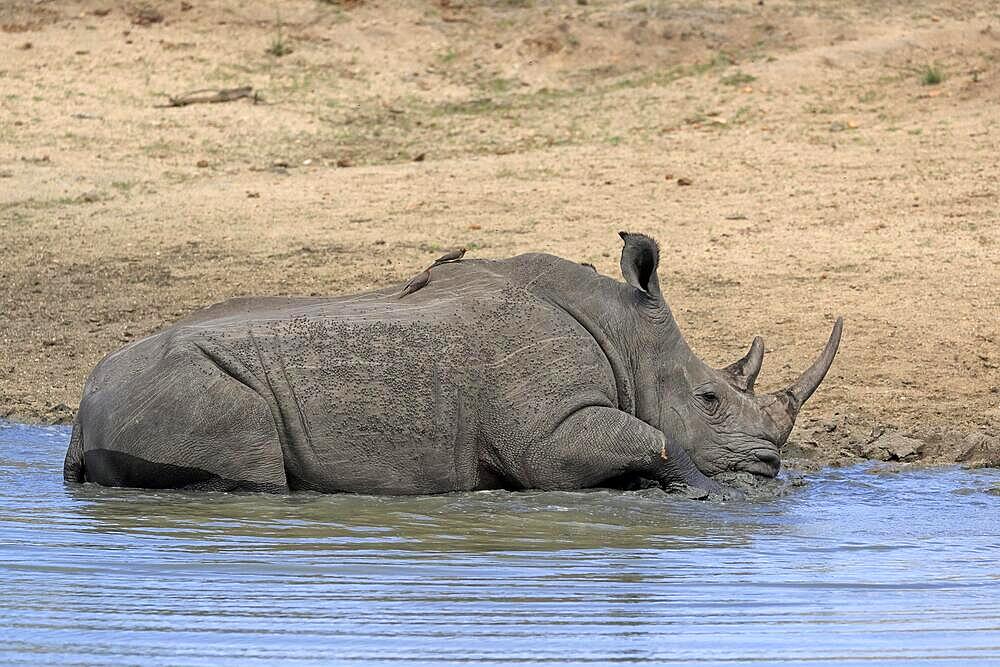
[697,391,720,414]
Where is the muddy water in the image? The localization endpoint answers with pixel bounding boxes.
[1,421,998,665]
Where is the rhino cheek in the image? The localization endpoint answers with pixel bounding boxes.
[662,406,722,475]
[693,442,731,477]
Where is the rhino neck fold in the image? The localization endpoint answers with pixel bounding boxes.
[545,282,691,419]
[547,297,638,416]
[631,304,694,428]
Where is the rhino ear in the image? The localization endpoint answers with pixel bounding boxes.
[618,231,662,301]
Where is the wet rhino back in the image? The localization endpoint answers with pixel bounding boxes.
[78,255,614,494]
[203,313,487,493]
[180,263,532,493]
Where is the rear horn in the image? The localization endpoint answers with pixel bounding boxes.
[723,336,764,392]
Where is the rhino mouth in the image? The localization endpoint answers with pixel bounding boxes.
[732,449,781,478]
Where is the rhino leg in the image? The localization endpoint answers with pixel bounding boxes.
[77,347,288,493]
[521,406,723,495]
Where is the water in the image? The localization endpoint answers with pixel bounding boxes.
[1,421,998,666]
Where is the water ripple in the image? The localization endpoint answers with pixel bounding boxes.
[0,420,998,665]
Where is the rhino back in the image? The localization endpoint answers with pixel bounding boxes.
[81,255,620,493]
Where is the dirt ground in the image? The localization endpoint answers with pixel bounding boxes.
[1,0,998,469]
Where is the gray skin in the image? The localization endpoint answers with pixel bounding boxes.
[63,232,842,497]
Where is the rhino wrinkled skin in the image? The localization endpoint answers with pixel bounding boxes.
[64,233,842,498]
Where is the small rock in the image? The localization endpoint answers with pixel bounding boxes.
[413,152,426,162]
[271,159,289,168]
[861,432,922,462]
[246,191,260,198]
[867,463,903,476]
[18,42,32,50]
[132,6,164,26]
[196,159,209,168]
[93,8,112,17]
[302,158,313,166]
[373,239,386,246]
[956,432,1000,468]
[180,1,193,10]
[336,158,353,168]
[47,403,74,425]
[676,177,693,186]
[78,190,102,203]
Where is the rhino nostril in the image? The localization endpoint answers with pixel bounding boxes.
[755,450,780,467]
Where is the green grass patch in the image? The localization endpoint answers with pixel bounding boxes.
[921,65,943,86]
[482,77,518,94]
[720,70,756,86]
[266,16,293,57]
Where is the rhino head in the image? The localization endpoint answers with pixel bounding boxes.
[616,231,842,478]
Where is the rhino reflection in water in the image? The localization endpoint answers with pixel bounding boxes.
[64,232,842,498]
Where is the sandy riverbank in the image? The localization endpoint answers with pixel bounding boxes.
[1,0,997,467]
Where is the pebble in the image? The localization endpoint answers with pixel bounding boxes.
[861,432,922,462]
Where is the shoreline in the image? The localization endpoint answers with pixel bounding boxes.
[4,415,995,471]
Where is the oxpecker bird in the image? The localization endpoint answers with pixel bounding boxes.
[431,247,466,267]
[398,268,431,299]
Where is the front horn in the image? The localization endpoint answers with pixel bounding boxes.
[776,317,844,418]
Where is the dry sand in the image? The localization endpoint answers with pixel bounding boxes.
[1,0,998,468]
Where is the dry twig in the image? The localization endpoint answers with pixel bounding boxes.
[156,86,260,108]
